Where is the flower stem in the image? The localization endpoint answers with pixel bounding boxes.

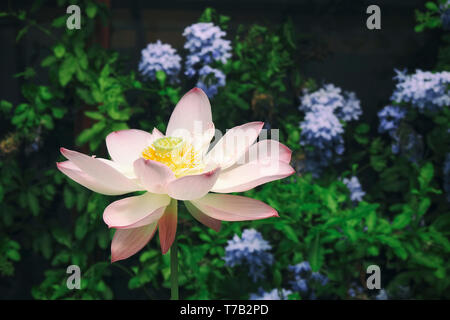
[170,235,179,300]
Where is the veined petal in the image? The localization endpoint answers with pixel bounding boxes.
[158,199,177,254]
[133,158,175,194]
[60,148,142,193]
[185,201,221,232]
[56,161,132,196]
[166,167,221,200]
[237,139,292,165]
[206,122,264,170]
[111,223,157,263]
[191,194,278,221]
[211,161,295,193]
[166,88,213,138]
[103,193,170,229]
[106,129,154,167]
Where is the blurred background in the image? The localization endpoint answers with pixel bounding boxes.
[0,0,449,300]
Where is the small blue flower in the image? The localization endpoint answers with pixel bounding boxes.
[138,40,181,83]
[224,229,274,282]
[196,65,226,98]
[311,272,329,286]
[342,176,366,202]
[249,288,292,300]
[288,261,311,274]
[183,22,231,77]
[288,261,328,298]
[377,105,406,135]
[348,284,364,298]
[391,69,450,112]
[375,289,389,300]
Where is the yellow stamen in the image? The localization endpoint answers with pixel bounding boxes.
[142,137,204,177]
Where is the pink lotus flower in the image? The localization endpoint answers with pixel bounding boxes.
[57,88,294,262]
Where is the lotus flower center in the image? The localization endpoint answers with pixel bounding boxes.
[142,137,204,177]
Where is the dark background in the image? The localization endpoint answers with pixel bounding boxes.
[0,0,441,298]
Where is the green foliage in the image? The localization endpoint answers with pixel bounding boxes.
[415,0,447,32]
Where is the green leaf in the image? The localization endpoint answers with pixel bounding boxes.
[0,100,13,112]
[156,70,166,86]
[75,216,87,240]
[59,56,77,86]
[391,213,411,229]
[309,234,323,272]
[41,114,54,129]
[63,186,75,209]
[425,2,439,12]
[16,25,29,42]
[52,15,67,27]
[76,121,106,145]
[27,192,39,216]
[418,162,434,189]
[52,228,71,248]
[86,3,97,19]
[51,107,66,119]
[76,88,95,105]
[84,111,104,120]
[53,44,66,58]
[283,225,300,244]
[7,250,21,261]
[39,86,53,100]
[366,211,377,232]
[41,55,57,67]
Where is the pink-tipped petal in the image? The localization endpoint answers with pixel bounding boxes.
[111,222,157,263]
[185,201,221,232]
[59,148,141,193]
[133,158,175,194]
[103,193,170,229]
[191,194,278,221]
[57,161,131,196]
[211,161,295,193]
[152,127,165,139]
[206,122,264,170]
[166,88,213,138]
[105,129,154,166]
[158,199,178,254]
[166,167,221,200]
[238,139,292,165]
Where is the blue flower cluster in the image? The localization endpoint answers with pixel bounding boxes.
[378,100,424,163]
[444,153,450,202]
[299,84,361,176]
[183,22,232,77]
[249,288,292,300]
[391,69,450,112]
[377,105,406,135]
[196,65,226,98]
[224,229,274,282]
[342,176,366,202]
[138,40,182,83]
[288,261,328,299]
[300,84,362,121]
